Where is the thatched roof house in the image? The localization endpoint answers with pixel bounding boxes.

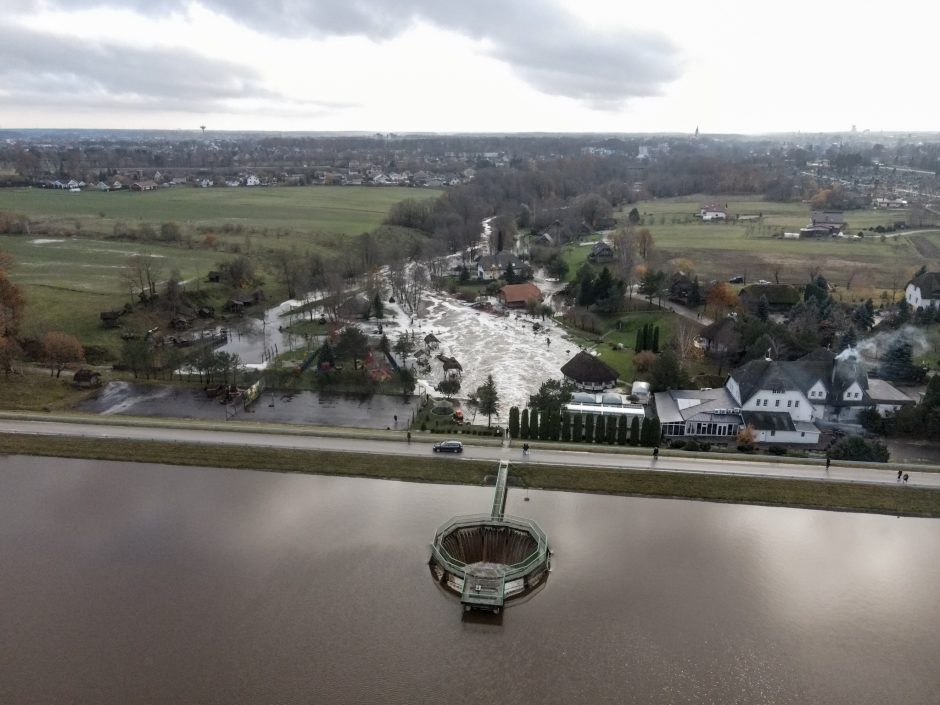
[560,351,618,391]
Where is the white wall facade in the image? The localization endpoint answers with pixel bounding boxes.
[755,428,820,444]
[741,389,812,421]
[905,283,938,310]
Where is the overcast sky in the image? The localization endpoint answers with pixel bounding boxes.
[1,0,936,134]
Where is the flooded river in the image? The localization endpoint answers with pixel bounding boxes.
[1,456,938,704]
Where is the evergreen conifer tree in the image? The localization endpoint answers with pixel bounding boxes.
[617,416,628,445]
[573,414,584,442]
[520,408,530,439]
[629,416,640,446]
[649,418,661,447]
[594,415,606,443]
[606,415,618,444]
[529,409,540,439]
[584,414,595,443]
[508,407,520,439]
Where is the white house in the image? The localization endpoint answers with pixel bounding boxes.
[726,347,913,433]
[245,174,260,187]
[905,272,940,311]
[698,204,728,221]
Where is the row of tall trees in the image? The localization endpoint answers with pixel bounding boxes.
[507,406,661,446]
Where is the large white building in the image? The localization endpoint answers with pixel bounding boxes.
[656,347,913,446]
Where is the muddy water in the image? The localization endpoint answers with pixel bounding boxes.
[1,456,938,705]
[77,381,419,429]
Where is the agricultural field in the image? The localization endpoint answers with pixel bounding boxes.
[0,185,439,251]
[615,196,940,298]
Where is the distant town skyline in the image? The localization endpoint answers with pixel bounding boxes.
[1,0,937,134]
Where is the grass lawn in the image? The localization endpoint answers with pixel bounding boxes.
[594,310,681,381]
[0,369,101,411]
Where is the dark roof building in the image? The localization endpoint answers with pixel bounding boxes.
[810,211,845,231]
[560,351,618,391]
[905,272,940,310]
[738,284,802,313]
[726,347,911,425]
[476,251,528,280]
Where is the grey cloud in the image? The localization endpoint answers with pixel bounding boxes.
[0,21,351,118]
[16,0,681,106]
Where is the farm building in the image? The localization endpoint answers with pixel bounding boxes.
[809,211,845,234]
[698,204,727,221]
[131,180,158,192]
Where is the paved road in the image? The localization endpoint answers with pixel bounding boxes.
[1,419,937,489]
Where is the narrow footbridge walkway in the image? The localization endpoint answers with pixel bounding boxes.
[490,460,509,521]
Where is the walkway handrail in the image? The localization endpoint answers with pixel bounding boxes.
[430,513,550,581]
[491,460,509,521]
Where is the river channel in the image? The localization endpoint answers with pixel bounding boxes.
[1,456,938,704]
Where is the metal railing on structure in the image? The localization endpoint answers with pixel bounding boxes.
[491,460,509,521]
[429,513,550,582]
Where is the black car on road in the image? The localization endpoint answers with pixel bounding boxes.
[433,440,463,453]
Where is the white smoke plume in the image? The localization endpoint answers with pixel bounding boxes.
[855,325,930,364]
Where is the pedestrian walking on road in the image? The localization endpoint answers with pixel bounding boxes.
[903,473,909,484]
[825,454,831,470]
[898,469,903,482]
[407,431,411,444]
[523,443,529,456]
[652,447,659,460]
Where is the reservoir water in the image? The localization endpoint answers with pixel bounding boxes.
[1,456,938,704]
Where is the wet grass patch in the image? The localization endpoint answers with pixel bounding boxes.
[1,433,937,518]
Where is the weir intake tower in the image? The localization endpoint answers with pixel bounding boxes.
[429,460,551,613]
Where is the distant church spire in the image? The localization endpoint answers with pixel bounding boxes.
[694,125,699,138]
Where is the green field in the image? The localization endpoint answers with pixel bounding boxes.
[0,186,438,348]
[0,185,438,239]
[1,234,232,347]
[615,196,940,296]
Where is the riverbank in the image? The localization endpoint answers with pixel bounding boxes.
[1,433,937,518]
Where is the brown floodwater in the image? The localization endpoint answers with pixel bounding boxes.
[0,455,938,705]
